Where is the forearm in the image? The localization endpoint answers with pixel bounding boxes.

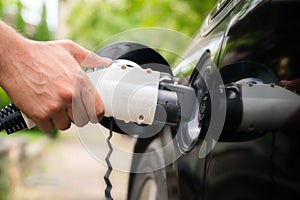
[0,20,27,50]
[0,21,31,85]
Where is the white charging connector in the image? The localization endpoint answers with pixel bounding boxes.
[239,83,300,131]
[87,59,161,125]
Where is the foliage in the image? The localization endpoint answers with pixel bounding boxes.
[0,89,10,109]
[66,0,217,51]
[0,0,3,19]
[34,3,52,41]
[0,0,23,20]
[0,0,53,40]
[14,0,26,36]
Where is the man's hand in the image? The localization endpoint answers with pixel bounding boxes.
[0,21,112,132]
[280,79,300,93]
[280,79,300,132]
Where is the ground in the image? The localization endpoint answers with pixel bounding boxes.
[13,126,134,200]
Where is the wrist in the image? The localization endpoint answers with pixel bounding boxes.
[0,21,33,85]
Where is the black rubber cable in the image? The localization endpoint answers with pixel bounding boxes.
[103,117,114,200]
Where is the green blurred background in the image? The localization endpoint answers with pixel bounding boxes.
[0,0,216,199]
[0,0,216,134]
[0,0,216,109]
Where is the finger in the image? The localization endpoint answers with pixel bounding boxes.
[51,109,72,130]
[280,80,291,86]
[94,93,105,122]
[72,98,90,127]
[59,40,112,67]
[81,78,104,123]
[68,76,89,127]
[81,52,112,68]
[280,79,300,93]
[67,105,74,123]
[288,79,300,93]
[35,120,54,133]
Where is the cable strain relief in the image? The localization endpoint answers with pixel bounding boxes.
[0,104,28,134]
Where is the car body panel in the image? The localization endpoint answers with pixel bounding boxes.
[168,0,300,200]
[127,0,300,199]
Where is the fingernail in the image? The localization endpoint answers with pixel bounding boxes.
[94,66,108,71]
[280,80,291,86]
[102,57,113,66]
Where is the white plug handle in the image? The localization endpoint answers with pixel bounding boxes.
[21,112,36,129]
[87,60,161,125]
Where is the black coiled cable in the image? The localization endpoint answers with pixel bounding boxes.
[103,118,114,200]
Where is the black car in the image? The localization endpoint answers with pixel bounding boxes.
[98,0,300,199]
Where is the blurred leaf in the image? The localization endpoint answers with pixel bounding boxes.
[0,0,3,19]
[34,3,52,41]
[66,0,218,54]
[14,0,26,36]
[0,88,10,108]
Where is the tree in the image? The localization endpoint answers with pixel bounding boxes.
[66,0,217,51]
[14,0,26,36]
[0,0,3,19]
[34,2,52,41]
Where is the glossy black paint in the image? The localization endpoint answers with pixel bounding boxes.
[174,1,300,200]
[126,0,300,199]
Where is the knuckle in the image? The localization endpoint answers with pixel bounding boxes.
[59,39,77,50]
[59,88,74,102]
[42,127,54,133]
[75,119,89,127]
[63,123,71,130]
[63,39,75,46]
[48,103,61,114]
[32,110,49,122]
[37,124,54,133]
[96,107,104,119]
[89,107,104,123]
[57,123,71,131]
